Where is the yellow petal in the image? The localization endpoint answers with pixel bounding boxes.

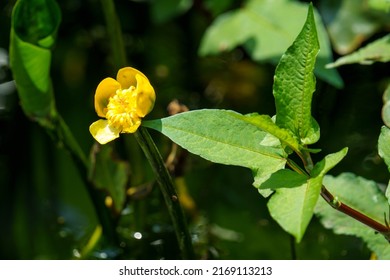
[121,118,141,133]
[95,78,121,118]
[89,119,121,144]
[116,67,148,90]
[135,73,156,117]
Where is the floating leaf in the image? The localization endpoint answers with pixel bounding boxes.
[315,173,390,259]
[143,109,286,184]
[267,148,348,242]
[10,0,61,123]
[199,0,343,88]
[273,3,320,145]
[327,34,390,68]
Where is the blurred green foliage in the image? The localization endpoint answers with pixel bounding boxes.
[1,0,390,259]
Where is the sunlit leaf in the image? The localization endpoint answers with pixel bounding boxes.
[327,34,390,68]
[267,148,348,242]
[311,147,348,178]
[240,114,301,154]
[267,182,312,243]
[273,3,319,145]
[382,85,390,127]
[378,125,390,205]
[315,173,390,259]
[379,126,390,170]
[325,0,389,54]
[143,109,286,184]
[199,0,343,88]
[369,0,390,12]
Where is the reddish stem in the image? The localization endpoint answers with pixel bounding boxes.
[320,186,390,243]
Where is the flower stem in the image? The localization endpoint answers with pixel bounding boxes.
[100,0,194,258]
[134,127,194,259]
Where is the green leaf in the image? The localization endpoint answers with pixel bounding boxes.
[311,147,349,178]
[267,180,317,243]
[260,169,308,189]
[199,0,343,88]
[327,34,390,68]
[10,0,61,122]
[378,126,390,171]
[273,3,320,145]
[240,114,302,154]
[315,173,390,259]
[325,0,384,55]
[378,122,390,204]
[267,148,348,242]
[150,0,193,23]
[143,109,286,181]
[203,0,236,17]
[89,145,129,213]
[378,125,390,205]
[241,114,322,156]
[382,85,390,128]
[369,0,390,12]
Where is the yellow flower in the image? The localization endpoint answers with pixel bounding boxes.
[89,67,155,144]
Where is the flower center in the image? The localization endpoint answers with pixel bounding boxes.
[106,87,138,130]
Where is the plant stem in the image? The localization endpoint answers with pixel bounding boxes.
[289,235,297,260]
[320,185,390,243]
[100,0,194,258]
[301,150,314,173]
[301,150,390,242]
[99,0,145,187]
[286,158,309,176]
[134,127,194,259]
